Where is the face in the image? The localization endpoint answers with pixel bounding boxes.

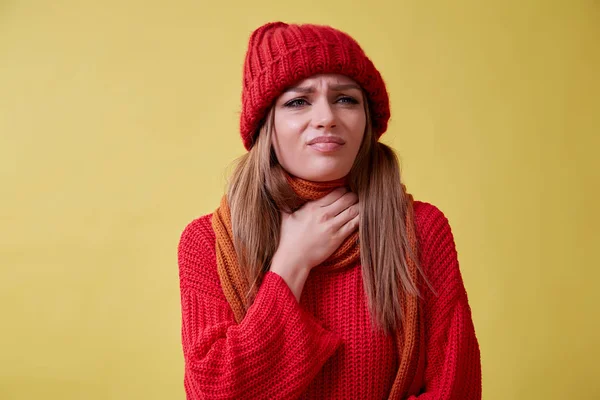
[272,74,367,182]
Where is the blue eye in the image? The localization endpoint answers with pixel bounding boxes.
[283,96,359,108]
[284,98,309,107]
[338,96,359,104]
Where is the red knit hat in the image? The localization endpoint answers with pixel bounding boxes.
[240,22,391,151]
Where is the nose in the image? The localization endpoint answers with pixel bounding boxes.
[312,98,337,130]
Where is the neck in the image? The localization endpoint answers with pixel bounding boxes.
[284,171,349,201]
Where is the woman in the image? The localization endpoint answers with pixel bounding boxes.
[178,22,481,399]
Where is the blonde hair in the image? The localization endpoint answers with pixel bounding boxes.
[227,101,427,333]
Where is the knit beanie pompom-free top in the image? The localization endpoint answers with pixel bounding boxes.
[240,21,391,151]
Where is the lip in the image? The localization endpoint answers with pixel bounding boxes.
[307,135,346,145]
[308,142,344,152]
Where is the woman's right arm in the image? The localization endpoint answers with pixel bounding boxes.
[178,216,341,400]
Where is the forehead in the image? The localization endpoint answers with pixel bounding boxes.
[290,73,359,88]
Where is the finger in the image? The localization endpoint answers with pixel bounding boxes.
[313,187,348,207]
[338,213,360,237]
[280,210,292,220]
[326,192,359,218]
[331,202,359,231]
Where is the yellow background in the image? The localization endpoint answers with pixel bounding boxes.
[1,0,598,399]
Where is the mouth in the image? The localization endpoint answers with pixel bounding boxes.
[306,135,346,153]
[308,142,344,152]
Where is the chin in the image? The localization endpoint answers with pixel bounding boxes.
[300,168,349,182]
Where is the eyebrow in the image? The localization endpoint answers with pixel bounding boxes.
[284,83,362,93]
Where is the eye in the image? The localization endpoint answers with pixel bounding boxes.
[284,98,309,108]
[337,96,359,104]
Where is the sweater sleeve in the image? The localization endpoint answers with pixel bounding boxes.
[408,205,482,400]
[177,216,342,400]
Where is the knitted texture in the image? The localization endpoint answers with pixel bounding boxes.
[210,172,421,397]
[209,175,361,322]
[240,22,390,150]
[178,201,482,399]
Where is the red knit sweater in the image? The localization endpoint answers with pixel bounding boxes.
[177,201,482,399]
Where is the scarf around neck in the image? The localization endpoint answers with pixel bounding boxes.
[210,171,425,398]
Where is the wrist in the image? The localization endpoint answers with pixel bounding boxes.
[271,249,310,274]
[270,252,310,302]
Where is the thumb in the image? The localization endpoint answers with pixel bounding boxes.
[312,187,348,207]
[280,209,292,219]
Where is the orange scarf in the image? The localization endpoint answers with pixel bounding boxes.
[211,173,424,398]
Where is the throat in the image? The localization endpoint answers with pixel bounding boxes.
[284,172,349,201]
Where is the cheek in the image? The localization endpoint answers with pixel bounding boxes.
[344,111,367,143]
[274,114,305,147]
[273,114,305,163]
[275,114,304,136]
